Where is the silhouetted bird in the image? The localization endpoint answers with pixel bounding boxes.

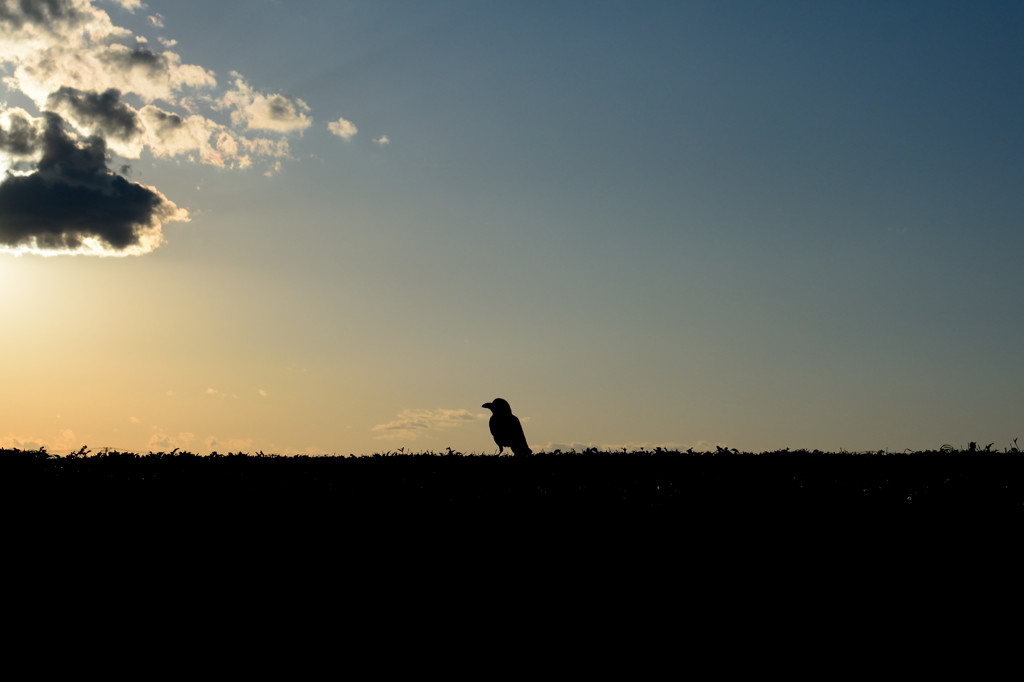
[482,398,532,456]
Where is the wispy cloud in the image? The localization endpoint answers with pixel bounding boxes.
[373,135,390,145]
[372,408,486,440]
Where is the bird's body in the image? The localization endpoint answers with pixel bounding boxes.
[482,398,532,456]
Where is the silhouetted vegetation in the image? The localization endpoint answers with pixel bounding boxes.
[4,445,1024,521]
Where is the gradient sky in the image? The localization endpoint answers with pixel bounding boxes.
[2,0,1022,455]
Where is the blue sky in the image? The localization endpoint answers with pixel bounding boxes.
[2,0,1022,454]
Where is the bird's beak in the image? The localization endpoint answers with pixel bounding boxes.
[481,403,491,409]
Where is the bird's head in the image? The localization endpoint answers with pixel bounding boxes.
[482,398,511,414]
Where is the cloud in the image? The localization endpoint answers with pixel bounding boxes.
[37,85,289,169]
[328,117,357,140]
[0,112,187,256]
[219,73,312,133]
[0,107,41,157]
[532,440,689,454]
[2,428,80,453]
[137,104,289,168]
[372,408,486,440]
[374,135,390,145]
[0,0,128,54]
[0,0,342,256]
[147,430,195,452]
[47,87,143,150]
[7,36,216,106]
[205,435,255,453]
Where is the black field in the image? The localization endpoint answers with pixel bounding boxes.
[6,447,1024,519]
[6,447,1019,635]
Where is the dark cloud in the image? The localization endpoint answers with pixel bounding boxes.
[143,106,183,131]
[0,113,181,254]
[0,110,40,156]
[267,95,295,121]
[47,87,142,143]
[98,45,173,80]
[0,0,86,31]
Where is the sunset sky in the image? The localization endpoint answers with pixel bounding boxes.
[2,0,1022,455]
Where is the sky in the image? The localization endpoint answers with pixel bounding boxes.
[2,0,1022,455]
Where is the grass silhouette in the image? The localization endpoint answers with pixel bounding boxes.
[5,444,1017,623]
[4,444,1024,517]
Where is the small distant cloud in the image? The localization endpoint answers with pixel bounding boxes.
[372,408,486,440]
[258,389,268,398]
[205,435,255,452]
[608,440,689,452]
[205,387,240,399]
[689,440,731,452]
[219,73,312,133]
[535,440,688,453]
[328,117,357,140]
[129,416,142,424]
[539,441,600,452]
[374,135,390,145]
[158,37,177,48]
[113,0,144,10]
[147,430,195,452]
[148,14,165,29]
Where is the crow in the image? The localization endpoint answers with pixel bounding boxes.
[482,398,532,456]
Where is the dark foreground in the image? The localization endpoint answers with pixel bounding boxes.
[5,447,1024,518]
[5,447,1019,645]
